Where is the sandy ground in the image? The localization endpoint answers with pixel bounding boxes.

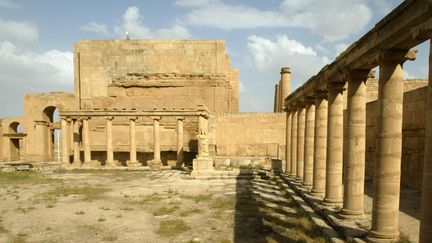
[0,170,330,243]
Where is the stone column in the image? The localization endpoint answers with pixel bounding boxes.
[274,84,279,113]
[105,117,115,167]
[128,117,140,167]
[61,117,69,167]
[340,70,369,218]
[177,117,185,167]
[280,67,291,111]
[72,118,81,167]
[421,40,432,243]
[296,104,305,181]
[311,91,328,195]
[290,109,298,176]
[278,80,282,112]
[303,97,315,188]
[82,117,91,164]
[285,110,292,173]
[368,49,416,241]
[323,82,345,205]
[68,118,73,156]
[149,117,162,169]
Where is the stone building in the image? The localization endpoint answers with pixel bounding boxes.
[0,39,287,169]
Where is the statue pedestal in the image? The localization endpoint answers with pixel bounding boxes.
[191,158,213,176]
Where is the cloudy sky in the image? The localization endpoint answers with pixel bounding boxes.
[0,0,429,117]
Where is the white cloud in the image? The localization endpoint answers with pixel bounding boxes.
[0,40,73,117]
[0,0,19,8]
[115,6,191,39]
[176,0,372,41]
[0,19,38,48]
[80,22,109,35]
[178,2,288,30]
[247,35,329,88]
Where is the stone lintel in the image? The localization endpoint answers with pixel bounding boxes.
[375,48,417,64]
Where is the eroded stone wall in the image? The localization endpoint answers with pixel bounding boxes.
[74,40,239,113]
[209,112,286,159]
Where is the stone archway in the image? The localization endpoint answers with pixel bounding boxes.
[8,122,24,161]
[42,106,60,161]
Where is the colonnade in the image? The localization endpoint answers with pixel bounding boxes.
[60,116,192,168]
[284,48,422,241]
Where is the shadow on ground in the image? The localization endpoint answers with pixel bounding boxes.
[233,170,331,243]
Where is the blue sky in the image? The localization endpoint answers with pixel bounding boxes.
[0,0,429,117]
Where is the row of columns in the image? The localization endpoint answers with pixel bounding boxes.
[284,49,417,241]
[60,116,186,168]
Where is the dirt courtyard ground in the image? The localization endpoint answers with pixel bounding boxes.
[0,170,330,243]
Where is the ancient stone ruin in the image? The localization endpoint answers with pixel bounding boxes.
[1,0,432,242]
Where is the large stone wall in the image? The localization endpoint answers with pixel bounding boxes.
[74,40,239,113]
[209,112,286,160]
[365,80,428,190]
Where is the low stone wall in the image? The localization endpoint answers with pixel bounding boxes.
[365,83,428,190]
[210,112,286,161]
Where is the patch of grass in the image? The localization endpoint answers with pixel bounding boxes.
[41,185,110,201]
[156,219,190,237]
[119,206,134,211]
[98,217,106,222]
[75,210,85,215]
[134,193,163,204]
[0,224,8,233]
[179,208,203,217]
[102,235,118,241]
[8,235,27,243]
[180,194,212,203]
[15,206,35,214]
[0,172,62,185]
[211,196,235,210]
[152,205,180,216]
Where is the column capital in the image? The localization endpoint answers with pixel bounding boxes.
[151,116,161,121]
[66,118,72,122]
[347,69,375,82]
[314,90,328,100]
[82,116,91,121]
[375,48,417,64]
[105,116,114,121]
[327,82,345,92]
[303,96,315,105]
[176,116,185,121]
[129,116,138,121]
[280,67,291,74]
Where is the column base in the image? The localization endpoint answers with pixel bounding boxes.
[338,208,365,220]
[126,160,142,167]
[72,161,82,168]
[295,177,303,182]
[105,160,118,168]
[301,183,312,190]
[322,197,343,207]
[366,230,399,243]
[192,158,213,171]
[82,160,101,169]
[148,159,162,170]
[310,189,325,197]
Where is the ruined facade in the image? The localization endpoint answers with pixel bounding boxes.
[0,40,242,168]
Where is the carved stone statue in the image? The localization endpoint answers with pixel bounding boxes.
[197,129,209,159]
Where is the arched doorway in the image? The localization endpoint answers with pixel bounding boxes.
[8,122,24,161]
[42,106,60,162]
